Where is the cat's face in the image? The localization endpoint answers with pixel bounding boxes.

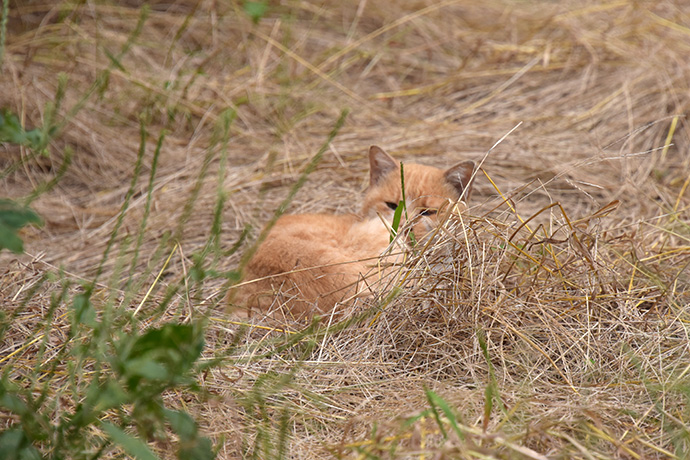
[362,146,475,235]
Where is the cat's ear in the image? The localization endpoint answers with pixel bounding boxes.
[369,145,399,185]
[444,160,475,199]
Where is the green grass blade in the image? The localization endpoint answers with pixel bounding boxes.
[425,388,465,441]
[390,200,404,243]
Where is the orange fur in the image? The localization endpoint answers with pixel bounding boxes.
[231,146,475,318]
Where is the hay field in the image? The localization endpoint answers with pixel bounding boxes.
[2,0,690,458]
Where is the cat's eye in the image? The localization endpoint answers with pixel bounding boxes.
[386,201,399,211]
[419,208,437,217]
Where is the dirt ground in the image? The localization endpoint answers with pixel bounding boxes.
[2,0,690,458]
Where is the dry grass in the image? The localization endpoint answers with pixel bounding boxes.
[2,0,690,458]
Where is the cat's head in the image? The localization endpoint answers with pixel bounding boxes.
[362,145,475,233]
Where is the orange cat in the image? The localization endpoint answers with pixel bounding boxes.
[231,146,474,318]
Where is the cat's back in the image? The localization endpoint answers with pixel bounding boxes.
[247,212,365,275]
[237,212,381,314]
[272,213,360,243]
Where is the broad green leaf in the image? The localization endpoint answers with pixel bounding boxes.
[0,429,41,460]
[128,324,204,374]
[0,201,42,254]
[0,110,26,144]
[164,409,196,441]
[116,324,204,393]
[0,393,29,416]
[0,203,42,229]
[0,222,25,253]
[102,422,160,460]
[72,293,97,327]
[164,409,216,459]
[89,380,129,412]
[124,358,169,381]
[0,109,46,150]
[179,436,214,460]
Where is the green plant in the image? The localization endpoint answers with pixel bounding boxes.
[0,200,41,253]
[243,1,269,24]
[0,0,8,66]
[0,308,213,460]
[0,96,350,458]
[0,108,216,458]
[0,5,150,253]
[389,162,417,245]
[0,109,54,154]
[5,1,690,458]
[0,106,52,254]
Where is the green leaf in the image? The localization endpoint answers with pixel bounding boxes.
[0,430,22,459]
[243,1,268,24]
[91,380,129,412]
[0,222,25,253]
[102,422,160,460]
[0,200,42,254]
[130,324,203,372]
[0,201,42,228]
[72,293,97,327]
[117,323,204,391]
[0,429,41,460]
[0,109,47,151]
[179,436,214,460]
[125,358,168,381]
[0,109,25,144]
[164,409,196,442]
[0,392,29,416]
[164,409,216,459]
